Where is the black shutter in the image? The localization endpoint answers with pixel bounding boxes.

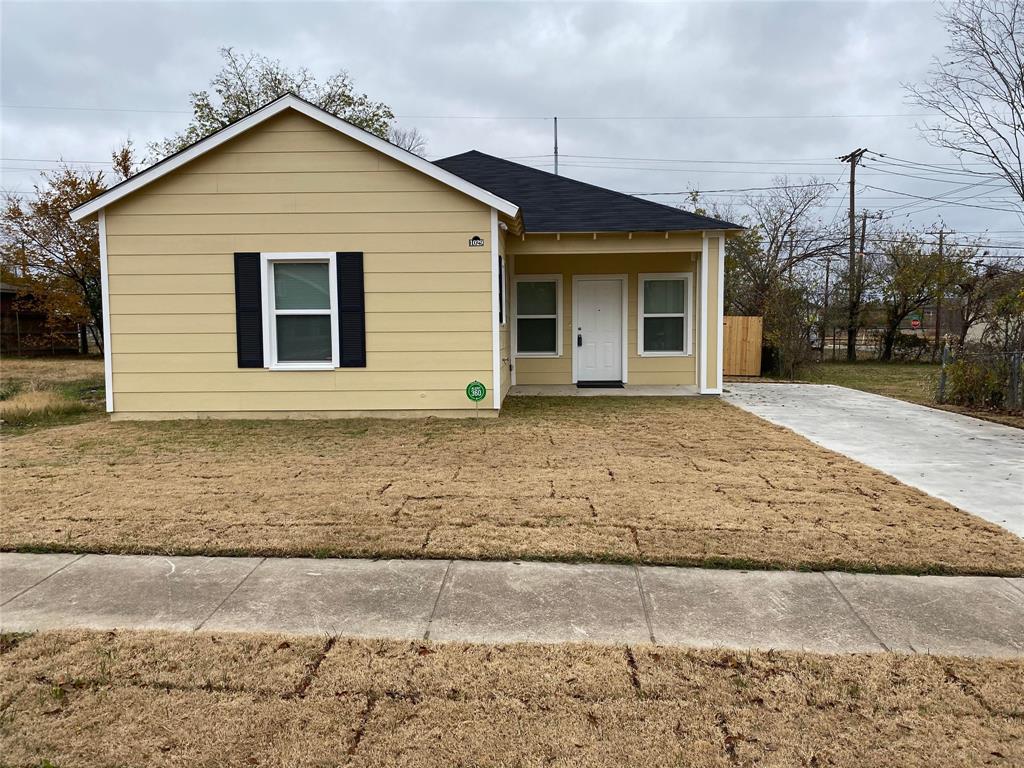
[233,252,263,368]
[336,252,366,367]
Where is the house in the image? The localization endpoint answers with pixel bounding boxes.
[70,94,740,419]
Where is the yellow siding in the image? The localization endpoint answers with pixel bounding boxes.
[104,108,498,413]
[510,245,700,387]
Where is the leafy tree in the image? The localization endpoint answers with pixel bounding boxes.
[151,47,397,158]
[877,234,942,361]
[0,145,137,352]
[905,0,1024,213]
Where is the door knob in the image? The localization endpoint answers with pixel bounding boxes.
[577,333,583,347]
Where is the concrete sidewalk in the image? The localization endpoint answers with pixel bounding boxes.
[725,383,1024,536]
[2,553,1022,657]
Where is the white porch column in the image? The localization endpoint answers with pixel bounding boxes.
[699,232,725,394]
[490,208,501,408]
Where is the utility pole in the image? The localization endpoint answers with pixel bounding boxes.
[931,228,945,361]
[553,116,559,176]
[822,256,832,361]
[839,148,867,361]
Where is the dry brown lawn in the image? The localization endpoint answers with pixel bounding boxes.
[0,357,104,389]
[1,629,1022,767]
[2,396,1022,575]
[0,357,105,432]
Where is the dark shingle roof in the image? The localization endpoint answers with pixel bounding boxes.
[433,150,740,233]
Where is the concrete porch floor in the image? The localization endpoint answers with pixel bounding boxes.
[509,384,700,397]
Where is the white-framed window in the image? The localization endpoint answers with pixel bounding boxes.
[514,274,562,357]
[260,252,339,370]
[638,272,691,356]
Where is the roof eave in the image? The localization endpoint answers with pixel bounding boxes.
[520,226,744,235]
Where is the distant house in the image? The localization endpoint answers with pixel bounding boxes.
[71,93,740,420]
[0,280,89,355]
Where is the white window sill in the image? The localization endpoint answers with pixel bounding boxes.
[515,352,561,358]
[266,363,335,371]
[638,351,692,358]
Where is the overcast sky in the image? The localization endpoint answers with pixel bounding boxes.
[2,1,1020,248]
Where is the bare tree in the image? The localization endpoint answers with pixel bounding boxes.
[696,179,842,375]
[726,177,842,317]
[905,0,1024,212]
[389,126,428,157]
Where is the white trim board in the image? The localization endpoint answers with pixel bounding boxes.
[571,274,629,384]
[490,209,501,409]
[715,235,725,393]
[698,235,709,393]
[70,94,519,221]
[98,211,113,412]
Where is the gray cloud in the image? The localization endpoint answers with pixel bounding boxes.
[2,1,1019,240]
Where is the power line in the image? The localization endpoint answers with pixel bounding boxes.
[526,153,841,166]
[2,103,191,115]
[522,160,1003,182]
[864,184,1022,214]
[632,182,838,195]
[2,102,949,120]
[0,157,114,165]
[867,151,996,175]
[402,113,949,121]
[860,161,1004,186]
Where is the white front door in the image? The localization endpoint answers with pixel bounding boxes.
[576,278,623,382]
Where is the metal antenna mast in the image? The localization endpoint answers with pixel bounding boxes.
[553,117,559,175]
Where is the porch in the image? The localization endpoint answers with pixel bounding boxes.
[500,231,725,400]
[508,384,700,397]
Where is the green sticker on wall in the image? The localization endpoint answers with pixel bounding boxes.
[465,380,487,402]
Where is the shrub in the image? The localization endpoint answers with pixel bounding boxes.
[943,357,1006,409]
[892,333,930,361]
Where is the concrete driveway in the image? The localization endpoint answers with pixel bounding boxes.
[725,383,1024,537]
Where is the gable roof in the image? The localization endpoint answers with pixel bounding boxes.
[70,94,519,222]
[434,151,741,233]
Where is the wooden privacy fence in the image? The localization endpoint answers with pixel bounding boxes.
[723,316,763,376]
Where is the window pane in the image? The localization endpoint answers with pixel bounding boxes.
[517,318,557,353]
[644,316,685,353]
[276,315,332,361]
[274,262,330,310]
[517,281,556,315]
[643,279,685,314]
